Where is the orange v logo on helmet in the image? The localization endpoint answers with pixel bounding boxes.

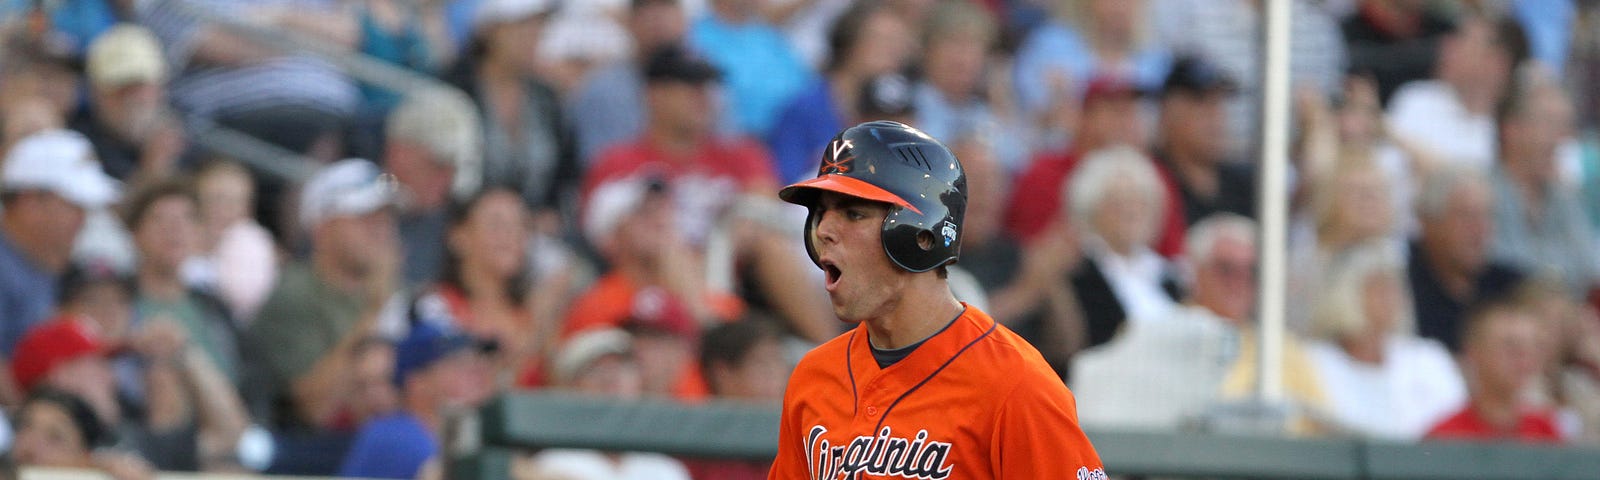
[822,139,855,174]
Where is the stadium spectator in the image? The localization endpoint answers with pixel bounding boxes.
[530,329,692,480]
[1065,146,1183,350]
[1386,15,1527,172]
[71,24,189,183]
[1151,0,1345,154]
[688,0,814,137]
[245,159,402,431]
[698,317,788,403]
[0,33,81,122]
[565,175,740,395]
[1074,214,1329,431]
[446,0,578,216]
[1004,74,1186,256]
[11,390,154,480]
[0,96,64,156]
[583,46,834,343]
[1427,299,1564,443]
[185,160,277,324]
[123,179,242,384]
[1306,242,1465,440]
[679,318,787,480]
[14,304,249,472]
[0,130,120,404]
[568,0,691,164]
[856,72,918,126]
[767,0,914,184]
[1153,55,1254,225]
[346,337,400,429]
[1489,67,1599,296]
[1409,167,1524,353]
[1511,277,1600,443]
[535,0,634,98]
[953,130,1085,372]
[380,87,484,287]
[405,185,551,388]
[339,323,495,479]
[1288,158,1397,332]
[911,0,1025,171]
[1341,0,1458,104]
[1012,0,1170,145]
[354,0,458,114]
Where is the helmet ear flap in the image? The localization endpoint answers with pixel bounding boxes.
[802,206,823,269]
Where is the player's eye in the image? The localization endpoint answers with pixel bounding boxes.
[845,209,867,221]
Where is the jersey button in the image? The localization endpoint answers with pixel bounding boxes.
[866,406,878,416]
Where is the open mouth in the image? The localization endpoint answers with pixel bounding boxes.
[821,260,842,291]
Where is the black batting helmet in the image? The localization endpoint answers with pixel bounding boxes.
[778,121,967,273]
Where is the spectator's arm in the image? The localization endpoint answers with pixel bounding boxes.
[988,221,1081,326]
[744,227,836,343]
[177,346,251,470]
[418,3,459,69]
[259,6,360,52]
[289,241,399,427]
[288,308,379,427]
[0,361,22,408]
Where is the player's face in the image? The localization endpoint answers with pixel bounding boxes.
[810,191,911,322]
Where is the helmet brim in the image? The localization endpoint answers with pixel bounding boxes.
[778,174,922,215]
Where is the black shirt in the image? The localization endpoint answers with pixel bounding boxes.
[869,308,963,369]
[1157,154,1257,225]
[1407,242,1524,352]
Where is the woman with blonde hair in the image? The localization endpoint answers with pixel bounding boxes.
[1306,241,1465,440]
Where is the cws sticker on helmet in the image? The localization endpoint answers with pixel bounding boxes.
[941,220,957,247]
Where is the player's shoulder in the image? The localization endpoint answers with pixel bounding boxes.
[962,309,1062,382]
[789,327,858,374]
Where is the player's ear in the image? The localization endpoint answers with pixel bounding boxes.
[916,230,935,251]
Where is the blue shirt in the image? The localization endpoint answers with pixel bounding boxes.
[689,14,814,137]
[338,413,436,479]
[1012,21,1171,115]
[0,230,59,355]
[765,77,842,184]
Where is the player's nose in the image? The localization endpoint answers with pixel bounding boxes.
[814,209,841,246]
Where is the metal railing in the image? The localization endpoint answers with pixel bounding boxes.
[454,392,1600,480]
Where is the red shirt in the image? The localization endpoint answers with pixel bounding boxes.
[1425,405,1563,443]
[1004,148,1186,257]
[583,135,779,207]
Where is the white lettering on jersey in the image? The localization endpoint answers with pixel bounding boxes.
[805,425,954,480]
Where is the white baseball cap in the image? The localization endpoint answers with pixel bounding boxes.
[2,130,120,208]
[299,159,397,229]
[474,0,555,30]
[583,175,668,249]
[86,24,165,89]
[553,328,633,385]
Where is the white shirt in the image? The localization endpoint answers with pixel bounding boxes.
[1386,80,1496,171]
[1090,244,1178,327]
[532,449,692,480]
[1072,305,1240,430]
[1307,335,1467,440]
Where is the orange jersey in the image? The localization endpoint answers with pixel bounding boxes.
[769,304,1104,480]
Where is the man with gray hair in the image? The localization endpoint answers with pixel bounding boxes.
[1408,166,1523,352]
[382,87,482,286]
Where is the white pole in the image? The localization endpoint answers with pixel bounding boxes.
[1256,0,1292,404]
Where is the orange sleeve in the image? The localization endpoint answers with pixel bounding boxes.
[989,379,1104,478]
[768,372,809,479]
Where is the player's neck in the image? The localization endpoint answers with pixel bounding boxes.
[864,280,965,350]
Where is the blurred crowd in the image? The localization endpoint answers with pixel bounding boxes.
[0,0,1598,478]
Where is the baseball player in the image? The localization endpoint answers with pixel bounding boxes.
[768,121,1105,480]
